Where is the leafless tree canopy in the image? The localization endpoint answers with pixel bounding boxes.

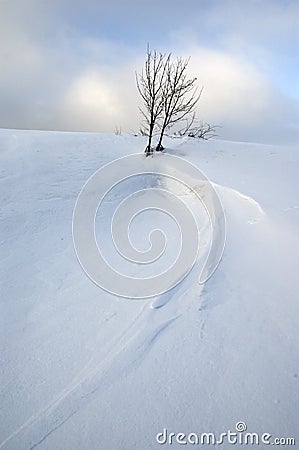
[135,48,170,155]
[136,47,216,156]
[155,57,202,152]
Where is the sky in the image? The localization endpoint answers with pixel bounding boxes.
[0,0,298,144]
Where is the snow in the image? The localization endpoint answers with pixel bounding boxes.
[0,129,298,449]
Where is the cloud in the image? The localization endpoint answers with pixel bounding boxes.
[185,46,299,143]
[60,69,136,132]
[0,0,298,144]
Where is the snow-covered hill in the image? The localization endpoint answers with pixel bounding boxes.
[0,129,298,449]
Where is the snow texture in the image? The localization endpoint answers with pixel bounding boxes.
[0,129,298,449]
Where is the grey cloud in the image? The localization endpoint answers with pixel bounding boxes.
[0,0,298,144]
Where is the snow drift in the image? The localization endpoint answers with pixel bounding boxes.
[0,129,298,449]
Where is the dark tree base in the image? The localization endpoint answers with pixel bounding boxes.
[144,145,153,157]
[144,144,165,156]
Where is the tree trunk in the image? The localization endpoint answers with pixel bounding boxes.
[156,125,166,152]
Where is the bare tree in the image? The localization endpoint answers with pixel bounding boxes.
[136,47,170,156]
[136,47,215,155]
[155,56,202,151]
[176,120,219,140]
